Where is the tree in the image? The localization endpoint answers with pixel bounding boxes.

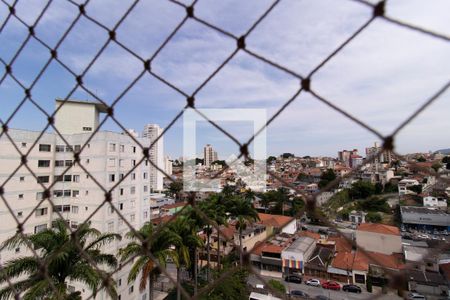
[318,169,337,189]
[169,181,183,200]
[383,182,398,193]
[417,156,426,162]
[407,184,422,194]
[349,181,376,199]
[366,212,382,223]
[443,156,450,164]
[0,219,120,300]
[366,276,373,293]
[375,182,383,195]
[168,216,203,300]
[268,279,286,294]
[356,196,390,213]
[119,223,180,300]
[432,162,442,173]
[228,196,259,266]
[266,156,277,164]
[281,153,294,159]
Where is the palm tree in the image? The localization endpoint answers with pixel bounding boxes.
[227,196,260,266]
[119,222,180,300]
[168,216,203,300]
[0,219,120,300]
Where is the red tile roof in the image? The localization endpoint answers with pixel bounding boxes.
[353,250,403,272]
[298,230,321,240]
[328,236,353,253]
[332,251,354,270]
[258,213,294,228]
[357,223,400,236]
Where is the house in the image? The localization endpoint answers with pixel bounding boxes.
[328,251,355,283]
[398,179,420,195]
[257,213,297,235]
[304,246,333,278]
[281,236,316,275]
[352,250,403,285]
[356,223,402,255]
[423,196,447,209]
[407,269,448,297]
[234,223,268,254]
[349,210,366,224]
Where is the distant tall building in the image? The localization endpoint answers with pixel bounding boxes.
[365,142,392,164]
[165,155,173,176]
[203,144,218,167]
[338,149,358,167]
[142,124,164,191]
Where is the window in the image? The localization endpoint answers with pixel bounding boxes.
[35,208,48,216]
[130,214,135,222]
[130,187,135,195]
[145,160,149,166]
[55,205,70,212]
[143,211,148,219]
[37,176,49,183]
[72,190,79,197]
[108,158,116,167]
[86,159,90,164]
[120,188,124,196]
[39,144,51,152]
[119,159,124,167]
[131,173,136,180]
[109,174,115,182]
[34,224,47,233]
[130,200,135,208]
[119,173,124,180]
[144,185,148,192]
[21,142,26,148]
[143,172,147,179]
[65,160,73,167]
[85,190,89,196]
[132,159,136,166]
[36,192,43,200]
[17,211,23,218]
[19,176,24,182]
[55,175,63,182]
[128,286,134,294]
[82,127,92,131]
[55,160,64,167]
[120,145,125,152]
[64,175,72,182]
[15,247,20,253]
[65,145,73,152]
[72,206,79,214]
[73,175,80,182]
[118,278,122,286]
[108,206,114,215]
[55,145,65,152]
[132,146,136,153]
[53,190,63,197]
[71,221,78,229]
[18,194,23,199]
[63,190,71,197]
[119,203,124,210]
[108,222,114,232]
[74,145,81,152]
[38,160,50,167]
[109,143,116,152]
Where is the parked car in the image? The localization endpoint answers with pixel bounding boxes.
[342,284,362,293]
[285,274,302,284]
[305,279,321,287]
[407,292,426,300]
[321,281,340,290]
[314,296,330,300]
[289,290,310,298]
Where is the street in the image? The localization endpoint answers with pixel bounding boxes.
[248,274,402,300]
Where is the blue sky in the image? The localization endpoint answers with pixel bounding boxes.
[1,0,449,159]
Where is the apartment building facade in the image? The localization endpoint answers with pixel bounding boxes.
[0,99,161,300]
[142,124,165,192]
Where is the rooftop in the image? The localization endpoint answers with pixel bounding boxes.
[331,251,355,270]
[357,223,400,236]
[407,269,446,286]
[56,98,108,112]
[401,206,449,216]
[258,213,294,228]
[284,236,315,253]
[353,250,403,272]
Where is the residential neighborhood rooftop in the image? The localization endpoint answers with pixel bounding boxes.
[357,223,401,236]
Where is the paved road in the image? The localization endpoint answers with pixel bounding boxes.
[249,275,402,300]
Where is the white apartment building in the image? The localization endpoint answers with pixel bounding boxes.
[142,124,164,192]
[0,99,158,300]
[164,155,173,176]
[203,144,218,167]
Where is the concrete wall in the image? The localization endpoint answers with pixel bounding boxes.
[356,230,402,255]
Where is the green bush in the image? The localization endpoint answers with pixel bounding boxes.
[268,279,286,294]
[366,212,382,223]
[366,277,373,293]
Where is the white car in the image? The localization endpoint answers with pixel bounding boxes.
[407,292,426,300]
[305,279,321,287]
